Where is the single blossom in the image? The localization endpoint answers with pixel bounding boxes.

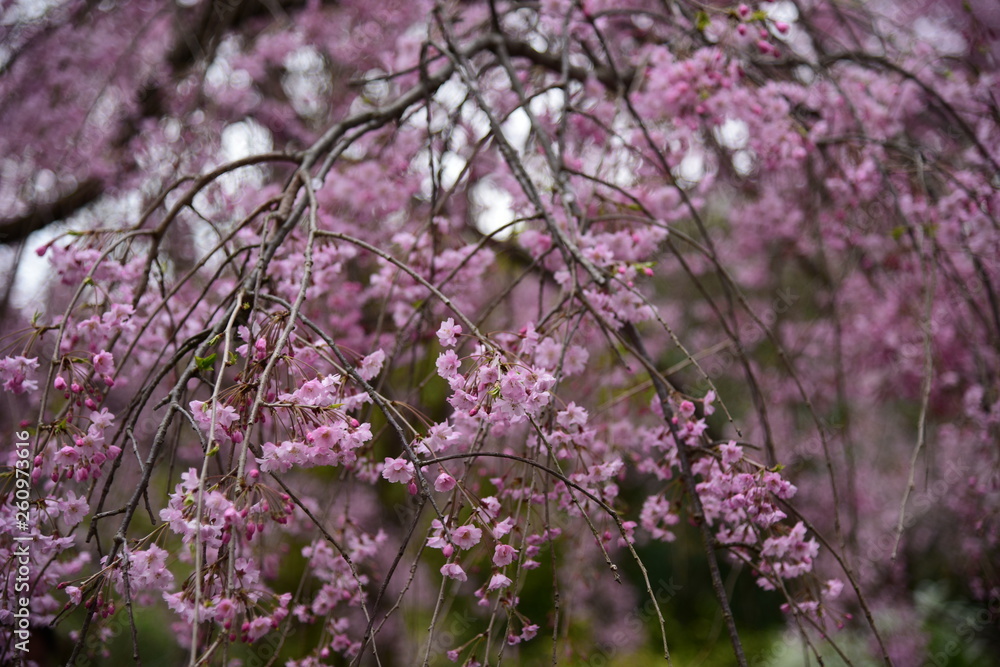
[381,457,414,484]
[487,573,512,591]
[493,544,517,567]
[451,524,482,549]
[434,473,456,492]
[436,317,463,347]
[92,350,115,376]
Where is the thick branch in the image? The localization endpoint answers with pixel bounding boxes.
[0,178,102,245]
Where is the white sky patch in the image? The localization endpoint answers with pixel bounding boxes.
[761,1,798,24]
[675,151,705,188]
[795,65,815,84]
[733,150,754,176]
[501,107,532,153]
[8,224,63,313]
[1,0,63,25]
[176,118,275,272]
[529,88,566,119]
[283,45,328,118]
[418,149,470,195]
[473,181,520,241]
[715,118,749,150]
[218,119,273,195]
[913,17,966,56]
[361,69,391,106]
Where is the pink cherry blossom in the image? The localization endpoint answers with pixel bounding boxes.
[92,350,115,375]
[434,473,456,492]
[381,457,414,484]
[451,524,482,550]
[436,318,463,347]
[487,573,512,591]
[493,544,517,567]
[3,1,998,662]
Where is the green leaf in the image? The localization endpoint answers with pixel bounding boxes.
[891,225,906,240]
[695,11,710,31]
[195,353,217,372]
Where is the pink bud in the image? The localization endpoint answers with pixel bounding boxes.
[738,3,750,17]
[54,376,67,390]
[71,383,82,393]
[775,21,789,33]
[442,544,454,557]
[408,481,418,495]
